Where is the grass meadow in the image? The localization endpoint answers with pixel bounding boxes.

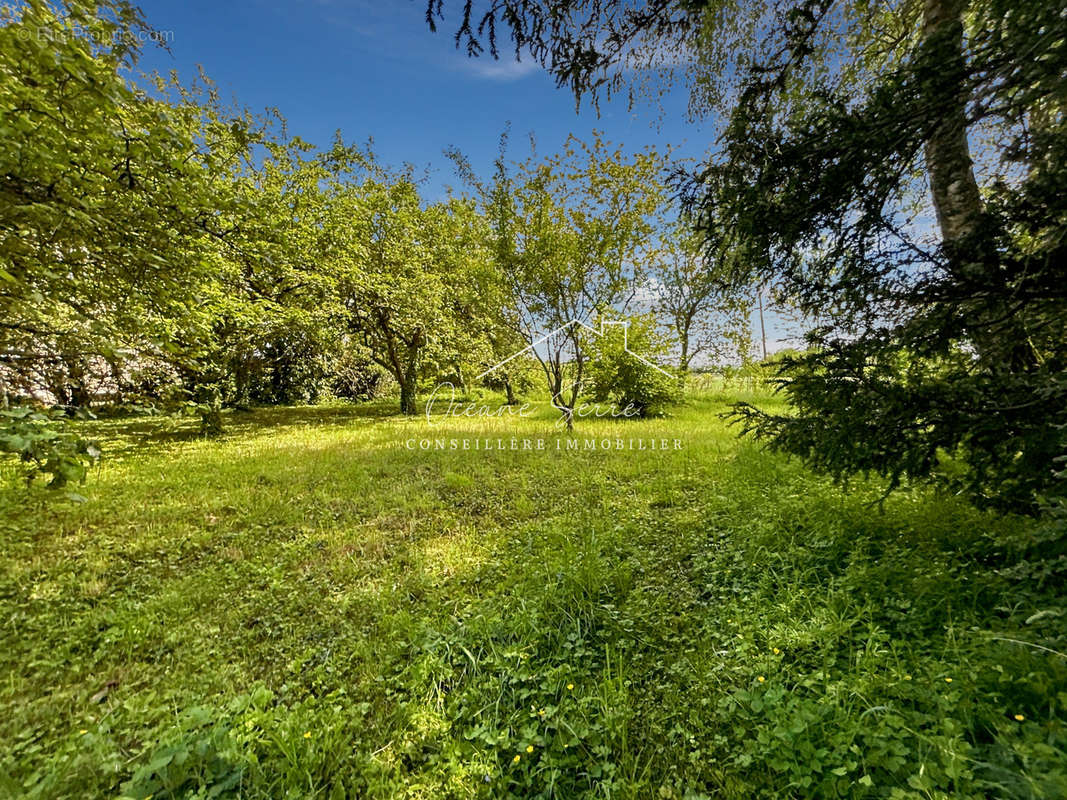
[1,388,1064,798]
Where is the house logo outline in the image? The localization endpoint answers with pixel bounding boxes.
[475,318,675,381]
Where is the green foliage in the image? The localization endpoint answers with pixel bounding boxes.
[1,0,689,438]
[586,314,680,417]
[118,688,377,799]
[431,0,1067,514]
[187,386,225,438]
[331,344,394,402]
[343,184,497,414]
[120,703,248,799]
[0,0,255,406]
[650,221,752,372]
[2,396,1063,798]
[697,0,1067,514]
[480,352,539,402]
[0,406,99,488]
[736,346,1067,510]
[4,1,1066,797]
[463,132,670,424]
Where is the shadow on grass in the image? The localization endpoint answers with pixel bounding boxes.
[77,401,407,458]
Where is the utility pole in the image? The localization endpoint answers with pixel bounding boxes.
[757,286,767,361]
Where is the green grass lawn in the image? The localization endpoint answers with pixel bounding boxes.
[1,391,1064,799]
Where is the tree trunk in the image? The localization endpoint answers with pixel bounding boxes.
[564,361,581,431]
[757,287,767,361]
[504,377,516,405]
[398,353,419,415]
[70,383,92,408]
[546,366,573,428]
[920,0,984,249]
[920,0,1036,370]
[399,379,416,415]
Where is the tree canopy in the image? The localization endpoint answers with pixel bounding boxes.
[428,0,1067,512]
[3,0,721,464]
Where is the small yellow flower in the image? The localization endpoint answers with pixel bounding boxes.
[538,708,546,717]
[904,675,912,681]
[945,677,953,683]
[512,754,521,764]
[1014,714,1025,722]
[757,676,765,683]
[566,683,574,691]
[303,731,312,738]
[526,745,534,753]
[79,729,88,735]
[772,648,780,655]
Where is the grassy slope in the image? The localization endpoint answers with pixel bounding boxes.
[0,392,1064,799]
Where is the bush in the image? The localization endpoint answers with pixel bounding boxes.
[0,406,99,489]
[331,347,393,402]
[586,314,680,417]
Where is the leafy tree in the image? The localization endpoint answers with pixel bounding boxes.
[702,0,1067,512]
[185,134,346,406]
[478,330,540,405]
[330,340,393,402]
[471,133,668,428]
[0,0,265,486]
[428,198,503,395]
[334,165,494,414]
[336,176,431,414]
[0,1,254,406]
[649,222,751,381]
[427,0,1067,512]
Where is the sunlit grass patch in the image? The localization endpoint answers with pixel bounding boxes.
[0,392,1064,798]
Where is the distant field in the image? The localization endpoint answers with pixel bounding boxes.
[1,391,1064,798]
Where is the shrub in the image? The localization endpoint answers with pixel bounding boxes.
[586,314,679,417]
[0,406,99,489]
[331,347,393,402]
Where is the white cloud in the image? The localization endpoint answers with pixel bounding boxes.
[310,1,543,82]
[457,56,542,81]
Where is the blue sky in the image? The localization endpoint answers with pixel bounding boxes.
[134,0,707,195]
[132,0,797,354]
